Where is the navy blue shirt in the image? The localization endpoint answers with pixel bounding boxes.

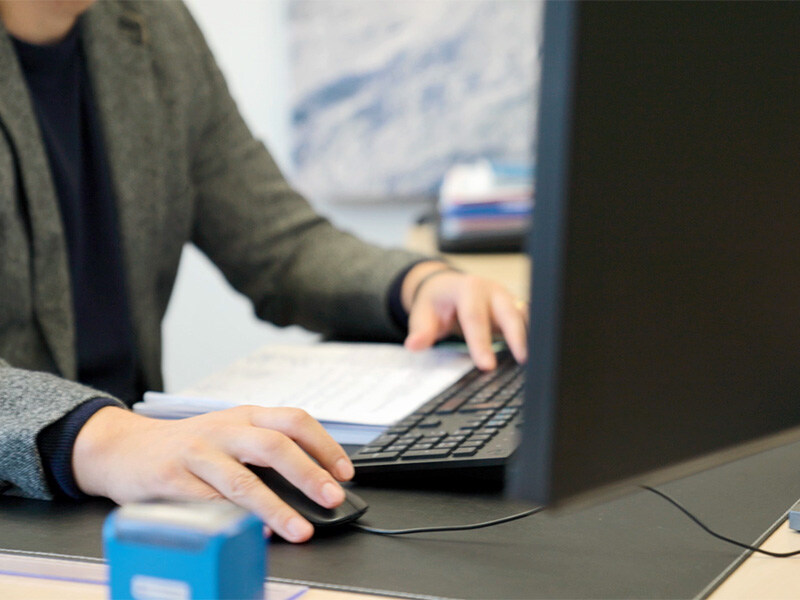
[12,26,139,405]
[12,25,140,497]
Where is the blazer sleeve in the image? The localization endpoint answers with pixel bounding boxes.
[173,4,431,341]
[0,359,125,499]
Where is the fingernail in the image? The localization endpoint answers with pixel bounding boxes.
[335,457,354,480]
[321,481,344,505]
[287,516,312,540]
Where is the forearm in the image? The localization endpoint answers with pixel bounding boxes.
[0,363,125,498]
[192,143,431,339]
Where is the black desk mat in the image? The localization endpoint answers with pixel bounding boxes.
[2,440,800,599]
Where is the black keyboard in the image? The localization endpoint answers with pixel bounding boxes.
[351,352,523,480]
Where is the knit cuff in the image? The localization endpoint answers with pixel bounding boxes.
[37,397,122,499]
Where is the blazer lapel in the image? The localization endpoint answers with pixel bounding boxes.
[0,28,76,378]
[81,4,167,388]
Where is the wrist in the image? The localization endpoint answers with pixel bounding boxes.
[72,406,137,497]
[401,261,461,312]
[37,398,122,499]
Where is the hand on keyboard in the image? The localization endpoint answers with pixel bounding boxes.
[399,261,528,371]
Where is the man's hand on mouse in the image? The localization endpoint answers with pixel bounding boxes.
[401,261,528,369]
[72,405,353,543]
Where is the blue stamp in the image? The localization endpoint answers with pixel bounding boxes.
[104,500,266,599]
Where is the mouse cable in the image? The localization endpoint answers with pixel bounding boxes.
[350,506,544,536]
[642,485,800,558]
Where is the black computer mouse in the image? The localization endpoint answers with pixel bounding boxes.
[249,466,368,529]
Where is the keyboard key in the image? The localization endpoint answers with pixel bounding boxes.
[370,434,398,447]
[425,431,450,438]
[435,441,460,449]
[452,447,479,457]
[460,440,485,448]
[474,409,496,418]
[460,402,505,412]
[435,395,470,414]
[352,451,401,463]
[458,424,481,432]
[409,443,434,450]
[360,446,386,453]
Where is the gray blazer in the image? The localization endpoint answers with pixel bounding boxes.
[0,1,425,499]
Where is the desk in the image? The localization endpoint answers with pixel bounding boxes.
[709,520,800,599]
[1,238,799,599]
[1,444,800,598]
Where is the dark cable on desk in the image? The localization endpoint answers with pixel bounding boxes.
[350,506,543,536]
[353,486,799,553]
[643,485,800,558]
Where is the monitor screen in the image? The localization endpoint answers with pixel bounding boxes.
[510,1,800,506]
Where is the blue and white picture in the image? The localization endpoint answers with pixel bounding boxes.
[288,0,542,202]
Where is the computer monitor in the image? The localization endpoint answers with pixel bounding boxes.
[510,1,800,506]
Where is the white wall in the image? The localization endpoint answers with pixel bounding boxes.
[183,0,292,170]
[162,1,425,391]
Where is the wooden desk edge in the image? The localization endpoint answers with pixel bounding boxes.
[0,571,390,600]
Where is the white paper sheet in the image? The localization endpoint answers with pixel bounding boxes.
[136,343,474,428]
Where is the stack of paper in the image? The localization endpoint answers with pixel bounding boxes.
[437,160,534,252]
[134,343,474,445]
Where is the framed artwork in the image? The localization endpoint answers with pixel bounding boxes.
[288,0,542,202]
